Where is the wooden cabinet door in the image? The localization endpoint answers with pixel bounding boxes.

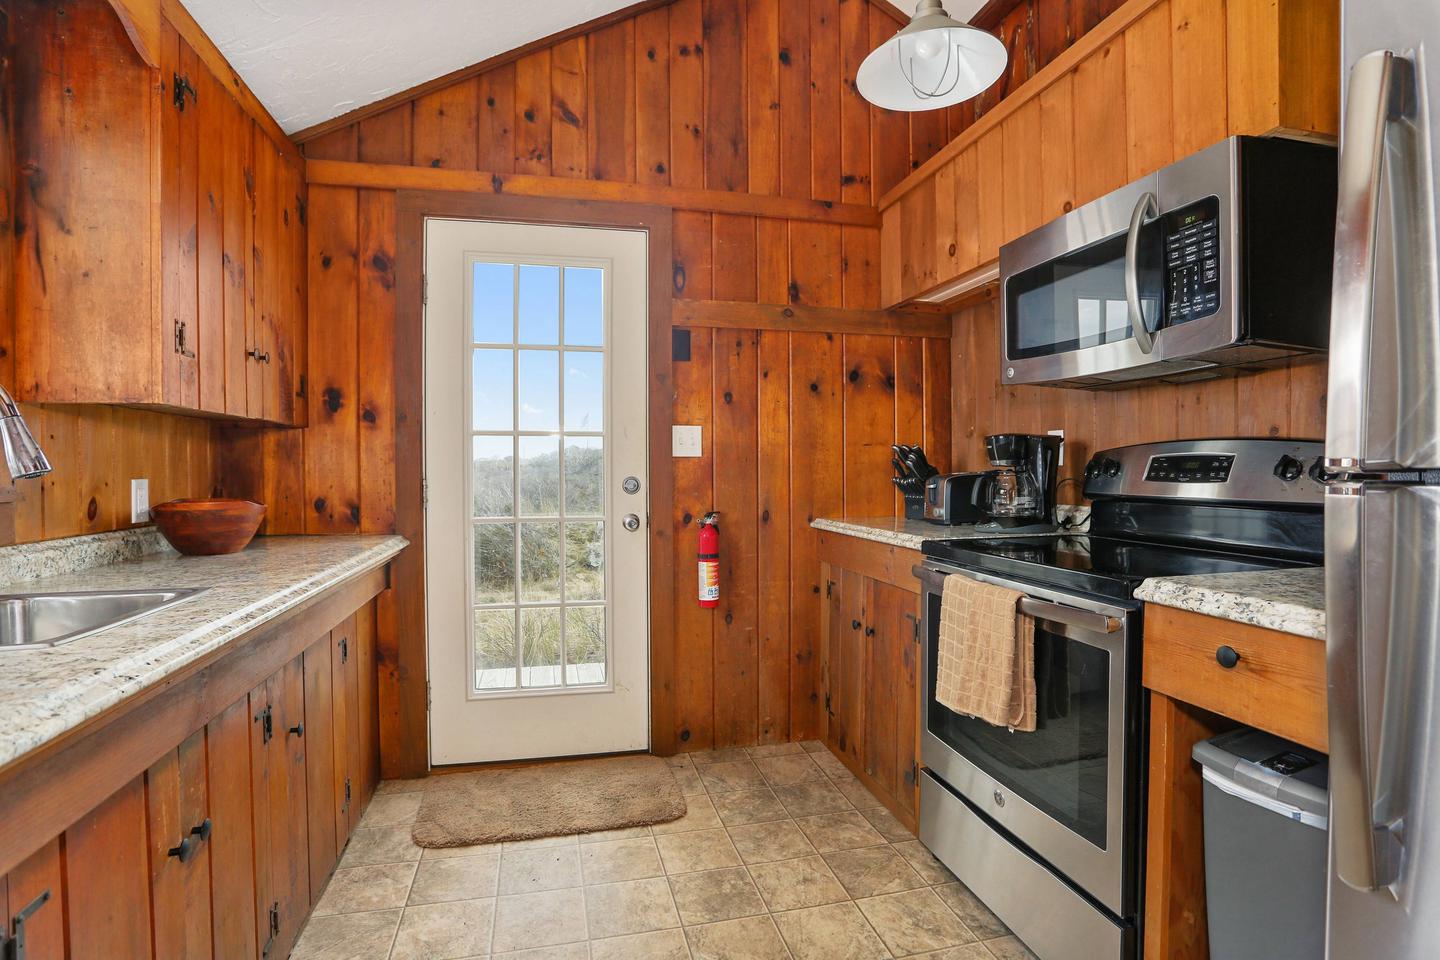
[1,839,64,960]
[206,696,259,960]
[337,614,364,835]
[303,635,338,900]
[64,777,154,958]
[819,563,841,748]
[355,602,381,807]
[834,568,867,766]
[250,123,278,424]
[271,657,312,956]
[247,678,276,957]
[896,597,921,817]
[273,150,305,427]
[864,579,902,799]
[160,24,200,410]
[146,729,214,960]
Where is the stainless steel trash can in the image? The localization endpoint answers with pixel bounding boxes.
[1192,728,1328,960]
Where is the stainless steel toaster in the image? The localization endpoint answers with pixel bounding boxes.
[923,472,989,525]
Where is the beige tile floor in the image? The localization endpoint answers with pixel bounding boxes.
[293,741,1040,960]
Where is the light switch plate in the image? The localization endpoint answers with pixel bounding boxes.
[131,478,150,523]
[672,425,703,458]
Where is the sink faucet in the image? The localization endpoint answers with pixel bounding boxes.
[0,384,51,480]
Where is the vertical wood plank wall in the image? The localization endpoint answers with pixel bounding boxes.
[223,0,955,755]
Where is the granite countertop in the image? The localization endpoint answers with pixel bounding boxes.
[1135,567,1326,639]
[813,506,1091,551]
[0,533,407,771]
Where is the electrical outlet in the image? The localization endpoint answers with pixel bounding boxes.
[1048,429,1065,467]
[672,425,703,458]
[131,478,150,523]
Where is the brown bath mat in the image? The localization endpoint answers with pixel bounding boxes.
[412,754,687,847]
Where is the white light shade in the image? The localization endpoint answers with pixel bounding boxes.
[856,0,1008,112]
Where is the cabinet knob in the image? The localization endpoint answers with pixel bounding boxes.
[1215,645,1241,669]
[247,347,272,364]
[167,836,194,863]
[191,818,213,843]
[288,723,305,738]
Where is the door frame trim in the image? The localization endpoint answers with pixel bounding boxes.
[394,191,675,777]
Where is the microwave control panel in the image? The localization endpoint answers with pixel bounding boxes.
[1163,196,1221,325]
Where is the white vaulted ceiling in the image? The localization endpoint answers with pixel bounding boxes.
[183,0,984,136]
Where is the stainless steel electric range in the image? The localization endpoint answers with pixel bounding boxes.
[914,439,1326,960]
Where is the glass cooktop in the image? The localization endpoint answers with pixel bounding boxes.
[921,534,1316,602]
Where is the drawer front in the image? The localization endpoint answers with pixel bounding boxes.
[1142,604,1327,751]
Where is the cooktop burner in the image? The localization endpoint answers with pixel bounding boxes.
[921,534,1316,602]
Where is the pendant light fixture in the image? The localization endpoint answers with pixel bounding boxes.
[857,0,1007,112]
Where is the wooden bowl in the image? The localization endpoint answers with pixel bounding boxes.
[151,499,266,556]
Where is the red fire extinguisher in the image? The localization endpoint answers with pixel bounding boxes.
[697,512,721,608]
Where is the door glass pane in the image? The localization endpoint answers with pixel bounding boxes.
[565,606,606,684]
[564,437,603,515]
[474,609,517,690]
[518,350,560,431]
[565,522,605,601]
[564,352,603,431]
[473,262,514,343]
[564,267,604,346]
[472,437,514,518]
[518,265,560,344]
[519,522,562,601]
[473,349,513,430]
[521,608,562,688]
[518,436,560,516]
[473,523,516,604]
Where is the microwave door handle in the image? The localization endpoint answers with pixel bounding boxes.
[1327,50,1399,471]
[1125,192,1159,355]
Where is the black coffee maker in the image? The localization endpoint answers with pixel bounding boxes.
[977,433,1063,533]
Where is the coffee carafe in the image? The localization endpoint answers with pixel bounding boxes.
[978,433,1062,533]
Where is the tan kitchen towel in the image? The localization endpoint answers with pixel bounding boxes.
[934,575,1037,731]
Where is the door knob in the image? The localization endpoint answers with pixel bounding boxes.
[623,476,641,494]
[622,514,641,532]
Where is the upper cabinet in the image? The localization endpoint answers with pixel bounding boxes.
[9,0,305,426]
[879,0,1339,310]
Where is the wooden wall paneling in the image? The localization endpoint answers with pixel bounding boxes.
[756,331,791,742]
[303,125,357,162]
[669,0,706,190]
[64,777,153,958]
[746,0,780,196]
[1037,73,1076,224]
[1170,0,1228,157]
[1123,0,1175,180]
[712,214,759,302]
[776,0,812,199]
[551,37,589,178]
[514,50,554,175]
[712,329,761,747]
[196,62,227,414]
[205,696,259,960]
[843,335,898,517]
[841,226,881,311]
[1225,0,1338,140]
[704,0,749,192]
[922,338,952,472]
[894,337,925,514]
[634,7,672,185]
[756,219,791,302]
[838,0,871,205]
[357,105,414,165]
[673,211,715,299]
[909,104,947,177]
[1072,33,1130,205]
[788,332,843,740]
[358,190,399,533]
[1289,360,1328,439]
[413,77,479,170]
[672,327,716,749]
[586,21,636,183]
[808,0,842,203]
[305,186,361,533]
[477,68,516,174]
[162,28,201,409]
[867,7,911,201]
[789,221,843,308]
[880,207,901,309]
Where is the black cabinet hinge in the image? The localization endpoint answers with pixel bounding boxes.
[343,777,352,812]
[906,761,918,787]
[825,581,833,599]
[911,615,921,645]
[339,636,349,664]
[172,73,197,111]
[256,704,274,744]
[824,691,832,717]
[261,901,280,958]
[173,319,195,359]
[1,889,52,960]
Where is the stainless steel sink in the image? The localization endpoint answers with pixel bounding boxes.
[0,588,207,650]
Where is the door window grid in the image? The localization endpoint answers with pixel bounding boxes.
[468,260,608,694]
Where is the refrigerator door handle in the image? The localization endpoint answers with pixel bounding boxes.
[1327,50,1397,471]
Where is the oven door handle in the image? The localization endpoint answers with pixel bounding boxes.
[913,566,1123,635]
[1125,191,1159,355]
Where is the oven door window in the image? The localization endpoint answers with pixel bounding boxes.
[927,621,1111,849]
[1005,224,1164,360]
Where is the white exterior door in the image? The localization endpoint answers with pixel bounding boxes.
[423,218,650,765]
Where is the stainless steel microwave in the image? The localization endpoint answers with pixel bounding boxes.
[998,136,1336,388]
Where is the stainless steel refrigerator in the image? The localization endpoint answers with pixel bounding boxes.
[1325,2,1440,956]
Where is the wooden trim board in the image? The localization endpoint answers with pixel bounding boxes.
[393,191,676,775]
[816,531,923,595]
[673,299,952,337]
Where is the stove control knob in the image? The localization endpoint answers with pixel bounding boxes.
[1084,458,1102,480]
[1273,454,1304,482]
[1103,458,1122,478]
